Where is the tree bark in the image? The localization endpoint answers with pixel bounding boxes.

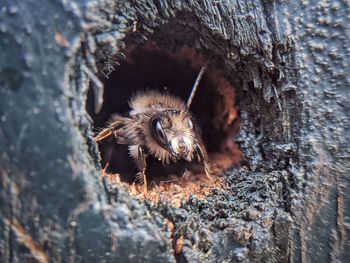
[0,0,349,262]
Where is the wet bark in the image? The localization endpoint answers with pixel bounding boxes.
[0,0,349,262]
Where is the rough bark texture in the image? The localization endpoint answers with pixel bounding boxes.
[0,0,349,263]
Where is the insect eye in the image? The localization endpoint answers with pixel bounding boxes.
[151,118,167,145]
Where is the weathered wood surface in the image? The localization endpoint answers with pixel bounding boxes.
[0,0,349,262]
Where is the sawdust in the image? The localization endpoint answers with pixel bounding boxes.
[102,164,225,205]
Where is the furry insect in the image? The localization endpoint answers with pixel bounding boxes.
[95,65,211,188]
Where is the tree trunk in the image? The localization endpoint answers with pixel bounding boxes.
[0,0,349,262]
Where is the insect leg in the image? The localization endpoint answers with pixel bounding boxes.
[94,128,114,141]
[129,145,148,188]
[94,116,128,142]
[137,146,148,188]
[195,143,212,181]
[204,161,213,181]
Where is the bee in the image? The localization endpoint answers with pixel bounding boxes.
[95,65,211,188]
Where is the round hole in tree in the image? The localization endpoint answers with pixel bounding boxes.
[87,41,241,198]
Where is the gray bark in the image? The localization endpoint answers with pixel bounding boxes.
[0,0,349,262]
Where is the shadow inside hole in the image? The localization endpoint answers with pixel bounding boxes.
[87,43,241,185]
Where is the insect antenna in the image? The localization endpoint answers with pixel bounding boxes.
[186,62,209,108]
